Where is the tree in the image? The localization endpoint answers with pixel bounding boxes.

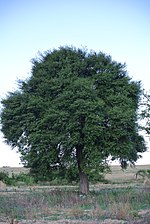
[140,91,150,135]
[0,46,146,194]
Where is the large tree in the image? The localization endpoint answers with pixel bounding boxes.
[0,47,146,193]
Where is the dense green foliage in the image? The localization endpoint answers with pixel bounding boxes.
[0,171,9,183]
[141,92,150,135]
[0,47,146,188]
[0,171,35,186]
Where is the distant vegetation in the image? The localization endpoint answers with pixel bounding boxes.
[0,168,107,186]
[0,171,34,186]
[0,165,150,187]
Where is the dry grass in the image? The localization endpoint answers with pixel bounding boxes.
[0,185,149,223]
[0,167,29,177]
[110,202,132,220]
[0,181,6,188]
[0,165,150,223]
[105,164,150,183]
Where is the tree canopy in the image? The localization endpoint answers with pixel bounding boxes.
[0,46,146,193]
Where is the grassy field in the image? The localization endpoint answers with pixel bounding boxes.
[106,164,150,183]
[0,165,149,224]
[0,164,149,181]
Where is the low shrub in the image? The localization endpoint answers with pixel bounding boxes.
[0,171,8,181]
[14,173,35,186]
[0,171,35,186]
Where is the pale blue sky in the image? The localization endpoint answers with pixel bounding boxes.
[0,0,150,166]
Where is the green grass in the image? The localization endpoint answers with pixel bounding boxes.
[0,186,149,223]
[0,165,150,223]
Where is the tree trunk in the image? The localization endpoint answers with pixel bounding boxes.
[79,171,89,195]
[76,144,89,194]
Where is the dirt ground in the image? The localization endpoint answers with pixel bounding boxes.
[0,219,149,224]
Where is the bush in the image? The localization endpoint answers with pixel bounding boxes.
[0,171,35,186]
[0,171,15,185]
[0,171,8,181]
[15,172,35,186]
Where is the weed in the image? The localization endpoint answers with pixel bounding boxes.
[67,207,85,219]
[109,202,132,220]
